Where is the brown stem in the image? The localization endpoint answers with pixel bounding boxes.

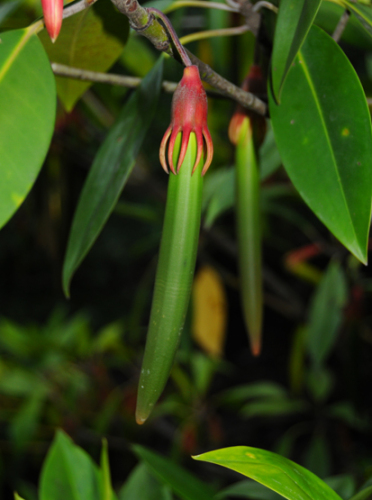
[110,0,267,115]
[332,9,350,43]
[147,7,192,66]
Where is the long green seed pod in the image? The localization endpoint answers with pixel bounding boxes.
[136,133,203,424]
[236,117,263,356]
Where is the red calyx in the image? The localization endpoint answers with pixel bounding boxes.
[160,65,214,176]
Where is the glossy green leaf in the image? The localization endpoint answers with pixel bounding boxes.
[39,0,129,111]
[0,29,56,230]
[271,0,322,102]
[40,430,101,500]
[343,1,372,38]
[133,445,215,500]
[269,26,372,263]
[194,446,343,500]
[62,57,163,296]
[119,463,172,500]
[306,261,347,366]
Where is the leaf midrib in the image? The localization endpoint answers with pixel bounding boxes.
[297,48,357,246]
[0,29,28,84]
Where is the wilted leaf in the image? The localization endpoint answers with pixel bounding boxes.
[192,266,227,358]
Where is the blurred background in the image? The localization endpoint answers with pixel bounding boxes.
[0,0,372,498]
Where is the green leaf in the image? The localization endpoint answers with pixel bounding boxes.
[343,1,372,38]
[119,463,172,500]
[325,475,355,500]
[240,399,308,418]
[350,485,372,500]
[0,29,56,230]
[306,261,347,366]
[0,1,20,25]
[216,381,288,407]
[100,439,114,500]
[193,446,343,500]
[40,430,101,500]
[217,479,282,500]
[259,124,282,180]
[14,494,26,500]
[133,445,215,500]
[62,57,164,296]
[269,26,372,263]
[271,0,322,102]
[39,0,129,111]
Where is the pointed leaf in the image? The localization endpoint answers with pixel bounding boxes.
[343,1,372,38]
[193,447,343,500]
[133,445,215,500]
[0,29,56,229]
[40,430,101,500]
[269,26,372,263]
[62,57,163,296]
[119,463,172,500]
[271,0,322,102]
[39,0,129,111]
[307,261,347,366]
[100,439,115,500]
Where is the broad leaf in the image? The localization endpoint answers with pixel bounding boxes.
[306,261,347,366]
[40,430,101,500]
[271,0,322,102]
[133,445,215,500]
[269,26,372,263]
[194,446,343,500]
[119,463,172,500]
[39,0,129,111]
[62,57,163,296]
[343,1,372,38]
[217,479,282,500]
[0,29,56,230]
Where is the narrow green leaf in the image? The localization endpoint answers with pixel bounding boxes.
[350,485,372,500]
[133,446,215,500]
[100,439,113,500]
[62,57,164,296]
[306,261,347,366]
[40,430,101,500]
[343,1,372,38]
[39,0,129,111]
[271,0,322,102]
[0,29,56,230]
[236,118,263,356]
[193,446,343,500]
[14,494,26,500]
[217,479,282,500]
[119,463,172,500]
[269,26,372,263]
[324,475,355,500]
[240,399,308,418]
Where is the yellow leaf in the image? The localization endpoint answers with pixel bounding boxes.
[192,266,227,358]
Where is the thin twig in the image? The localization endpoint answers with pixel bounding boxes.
[62,0,99,18]
[253,1,278,13]
[51,62,178,92]
[51,62,231,100]
[165,0,239,13]
[147,7,192,66]
[110,0,267,115]
[180,24,249,45]
[332,9,350,42]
